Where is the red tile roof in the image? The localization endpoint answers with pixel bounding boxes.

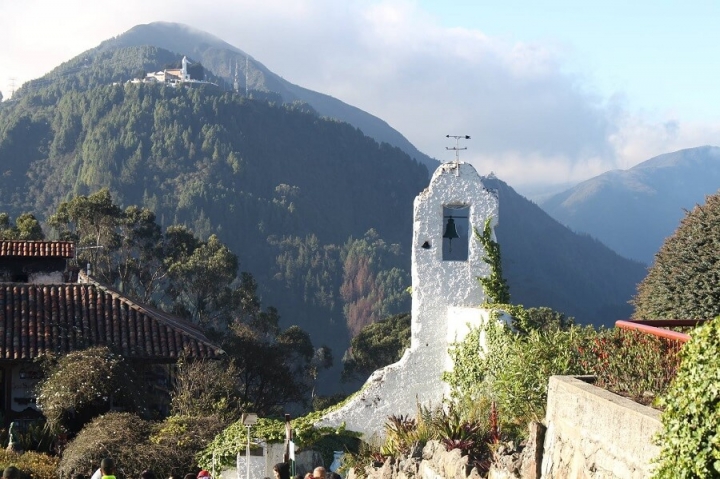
[0,241,75,258]
[0,279,223,361]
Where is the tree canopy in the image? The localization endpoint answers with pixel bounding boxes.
[42,190,330,414]
[632,191,720,319]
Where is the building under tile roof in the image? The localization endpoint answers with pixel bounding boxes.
[0,241,75,258]
[0,280,223,361]
[0,241,223,362]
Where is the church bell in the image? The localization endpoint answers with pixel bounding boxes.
[443,216,460,251]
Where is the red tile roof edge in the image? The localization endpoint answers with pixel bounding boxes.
[78,272,224,357]
[0,240,75,258]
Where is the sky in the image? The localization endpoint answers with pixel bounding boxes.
[1,0,719,194]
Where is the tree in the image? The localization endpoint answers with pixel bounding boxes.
[166,234,238,326]
[0,212,45,240]
[115,205,164,303]
[15,213,45,239]
[170,357,240,420]
[221,323,311,415]
[48,189,123,284]
[632,192,720,319]
[340,230,410,338]
[341,312,410,382]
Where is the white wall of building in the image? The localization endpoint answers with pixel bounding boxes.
[317,162,499,439]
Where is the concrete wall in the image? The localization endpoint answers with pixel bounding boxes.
[541,376,661,479]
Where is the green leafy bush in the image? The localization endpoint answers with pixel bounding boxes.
[150,415,230,477]
[653,316,720,478]
[443,308,591,436]
[197,401,361,474]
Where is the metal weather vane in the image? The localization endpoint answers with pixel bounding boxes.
[445,134,470,172]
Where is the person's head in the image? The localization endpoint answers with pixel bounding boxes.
[272,463,290,479]
[140,471,156,479]
[304,473,313,479]
[100,459,116,476]
[312,467,326,479]
[3,466,20,479]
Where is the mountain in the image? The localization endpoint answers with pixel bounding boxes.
[484,176,647,325]
[96,22,439,172]
[0,24,648,388]
[540,146,720,264]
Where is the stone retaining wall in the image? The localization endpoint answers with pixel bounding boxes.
[541,376,662,479]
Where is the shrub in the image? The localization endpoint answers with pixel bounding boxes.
[583,329,682,406]
[170,358,240,421]
[0,451,58,479]
[58,412,156,479]
[653,316,720,478]
[443,309,591,436]
[36,347,145,434]
[150,414,229,476]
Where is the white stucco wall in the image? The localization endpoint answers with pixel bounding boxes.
[317,162,499,439]
[29,271,64,284]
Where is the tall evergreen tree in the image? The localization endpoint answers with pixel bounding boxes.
[632,191,720,319]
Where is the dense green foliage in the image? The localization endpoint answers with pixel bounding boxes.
[633,191,720,320]
[341,312,411,382]
[197,405,360,473]
[443,307,591,434]
[170,359,241,420]
[583,329,682,406]
[0,213,44,240]
[0,63,425,371]
[476,217,510,304]
[653,316,720,478]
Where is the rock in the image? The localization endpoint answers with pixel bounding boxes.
[519,422,546,479]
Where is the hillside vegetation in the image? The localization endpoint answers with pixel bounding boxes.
[0,38,647,388]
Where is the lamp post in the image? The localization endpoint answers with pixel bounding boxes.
[242,413,258,479]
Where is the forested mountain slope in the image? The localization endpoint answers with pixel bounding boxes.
[0,32,649,385]
[0,81,426,366]
[16,21,438,172]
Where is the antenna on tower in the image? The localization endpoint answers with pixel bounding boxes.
[9,77,16,98]
[445,135,470,174]
[233,60,239,93]
[245,56,249,96]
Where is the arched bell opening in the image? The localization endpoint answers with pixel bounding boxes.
[442,205,469,261]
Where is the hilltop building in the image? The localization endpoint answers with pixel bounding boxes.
[129,55,217,88]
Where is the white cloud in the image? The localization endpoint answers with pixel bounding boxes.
[1,0,718,191]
